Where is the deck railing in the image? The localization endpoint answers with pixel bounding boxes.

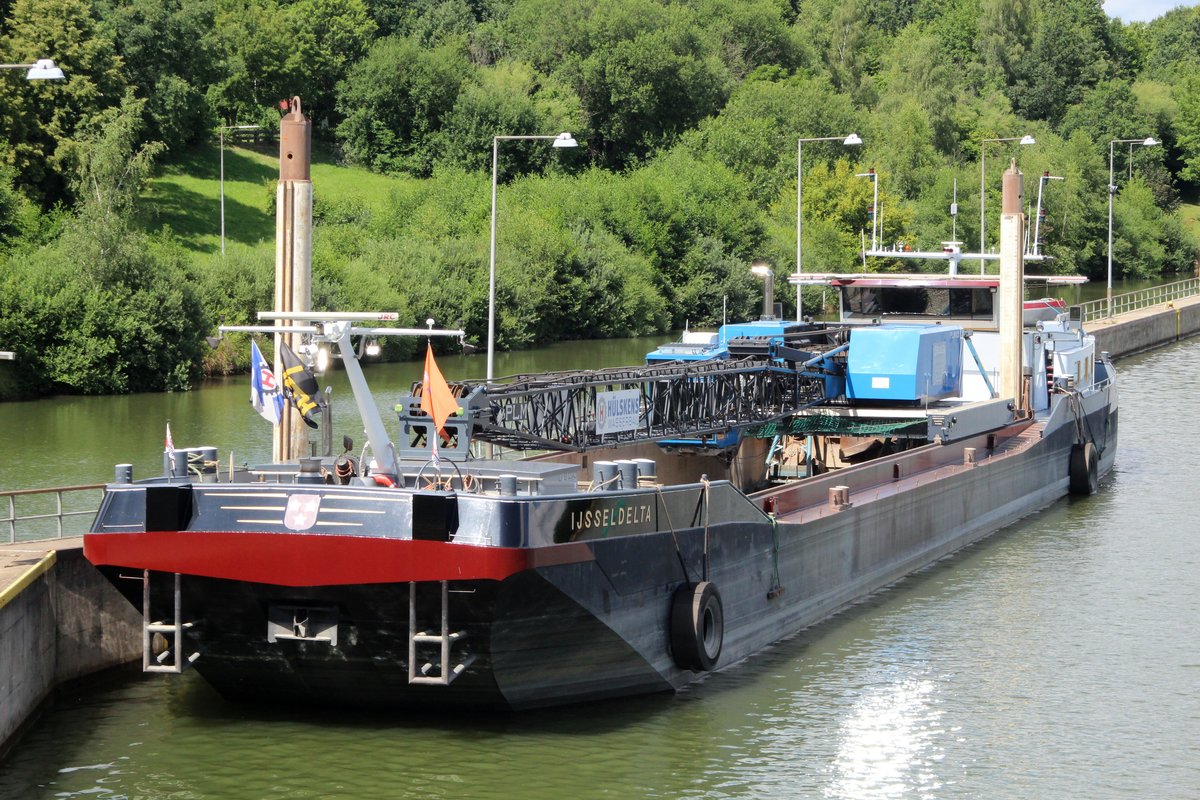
[1073,278,1200,324]
[2,484,105,544]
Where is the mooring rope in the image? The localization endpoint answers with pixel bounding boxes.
[657,484,693,586]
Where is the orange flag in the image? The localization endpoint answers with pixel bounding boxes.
[420,343,458,437]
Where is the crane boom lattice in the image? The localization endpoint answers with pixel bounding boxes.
[453,357,828,452]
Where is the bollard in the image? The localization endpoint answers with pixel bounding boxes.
[199,446,218,481]
[115,464,133,484]
[499,474,518,496]
[297,456,324,484]
[616,460,639,489]
[170,449,190,479]
[828,485,851,509]
[633,458,657,484]
[593,461,618,491]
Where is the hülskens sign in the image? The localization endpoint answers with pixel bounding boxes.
[596,389,640,435]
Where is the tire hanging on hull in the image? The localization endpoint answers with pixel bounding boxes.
[1069,441,1099,495]
[670,581,724,671]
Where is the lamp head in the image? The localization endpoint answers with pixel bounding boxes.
[1019,135,1036,145]
[750,260,774,279]
[26,59,65,81]
[1143,137,1160,147]
[843,133,863,146]
[552,132,578,148]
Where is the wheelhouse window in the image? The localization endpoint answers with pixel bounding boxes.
[841,286,994,321]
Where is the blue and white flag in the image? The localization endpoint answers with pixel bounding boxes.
[250,340,283,425]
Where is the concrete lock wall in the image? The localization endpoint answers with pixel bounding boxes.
[0,548,141,758]
[1091,298,1200,360]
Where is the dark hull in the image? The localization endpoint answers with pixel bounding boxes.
[88,394,1116,710]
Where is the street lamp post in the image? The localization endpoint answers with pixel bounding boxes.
[487,132,577,381]
[219,124,261,256]
[980,134,1035,271]
[1107,136,1160,317]
[1,58,63,365]
[750,260,774,319]
[796,133,862,320]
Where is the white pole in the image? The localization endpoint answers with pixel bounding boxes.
[1034,174,1044,257]
[979,141,986,273]
[796,139,803,321]
[220,128,226,257]
[487,136,500,381]
[1107,140,1115,319]
[872,170,879,250]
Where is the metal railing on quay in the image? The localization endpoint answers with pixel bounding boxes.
[2,484,105,544]
[1073,277,1200,325]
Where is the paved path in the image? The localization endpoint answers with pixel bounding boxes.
[0,538,83,606]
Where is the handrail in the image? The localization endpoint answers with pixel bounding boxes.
[3,483,105,543]
[1073,278,1200,324]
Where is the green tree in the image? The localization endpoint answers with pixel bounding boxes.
[206,0,291,125]
[1059,79,1153,145]
[434,62,584,176]
[867,97,941,199]
[500,0,731,167]
[335,35,471,175]
[1009,0,1112,124]
[683,0,803,79]
[284,0,377,125]
[687,73,858,206]
[97,0,219,151]
[1137,5,1200,80]
[0,96,205,394]
[826,0,870,97]
[1111,178,1180,279]
[977,0,1033,89]
[1173,73,1200,186]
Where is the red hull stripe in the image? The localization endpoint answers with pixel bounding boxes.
[84,532,533,587]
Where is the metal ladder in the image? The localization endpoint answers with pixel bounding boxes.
[408,580,474,686]
[142,571,200,673]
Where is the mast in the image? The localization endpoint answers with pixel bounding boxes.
[998,160,1025,411]
[274,97,313,462]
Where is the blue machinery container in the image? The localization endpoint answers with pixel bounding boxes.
[845,324,964,403]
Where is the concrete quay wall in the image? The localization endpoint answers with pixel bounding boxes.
[0,543,140,759]
[1089,295,1200,360]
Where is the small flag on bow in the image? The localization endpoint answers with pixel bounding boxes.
[250,340,283,426]
[420,344,458,461]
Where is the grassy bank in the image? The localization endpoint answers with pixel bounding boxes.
[137,141,407,258]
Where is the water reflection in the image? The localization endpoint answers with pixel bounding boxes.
[831,677,942,798]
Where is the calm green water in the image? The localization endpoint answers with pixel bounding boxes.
[0,335,669,514]
[3,332,1199,798]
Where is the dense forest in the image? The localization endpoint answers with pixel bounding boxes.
[2,0,1200,397]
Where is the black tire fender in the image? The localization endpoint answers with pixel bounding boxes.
[670,581,724,671]
[1069,441,1099,495]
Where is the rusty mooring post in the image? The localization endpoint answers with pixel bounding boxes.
[998,159,1024,413]
[274,96,313,463]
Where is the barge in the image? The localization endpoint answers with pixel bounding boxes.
[84,177,1115,711]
